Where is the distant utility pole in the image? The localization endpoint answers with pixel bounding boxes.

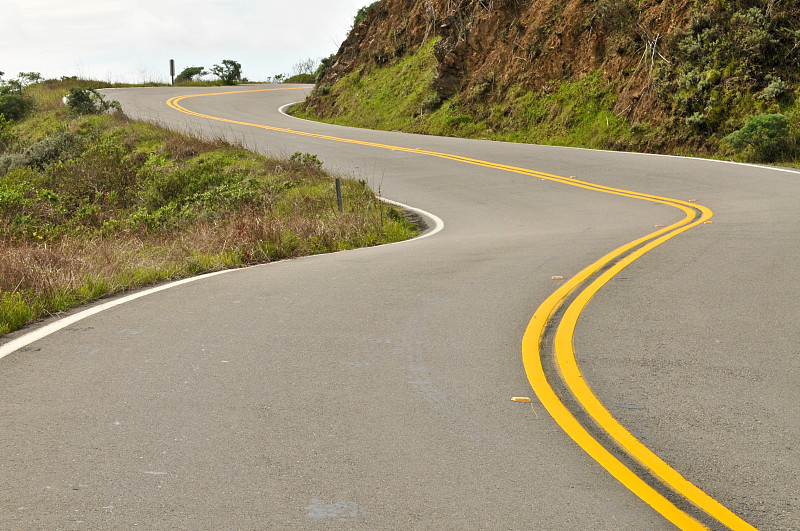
[170,59,175,86]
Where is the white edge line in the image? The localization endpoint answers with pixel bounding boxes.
[279,101,445,239]
[0,270,229,360]
[0,201,442,362]
[381,198,444,242]
[1,93,443,361]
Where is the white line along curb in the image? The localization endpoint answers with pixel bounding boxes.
[0,270,232,361]
[0,201,442,361]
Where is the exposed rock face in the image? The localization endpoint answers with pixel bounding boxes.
[317,0,695,122]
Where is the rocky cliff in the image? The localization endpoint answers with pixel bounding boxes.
[302,0,800,161]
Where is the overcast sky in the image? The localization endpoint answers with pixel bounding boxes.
[2,0,372,83]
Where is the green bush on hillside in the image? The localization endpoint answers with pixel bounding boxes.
[0,74,34,121]
[65,87,121,115]
[724,113,791,162]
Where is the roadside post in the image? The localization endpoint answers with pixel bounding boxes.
[335,178,343,212]
[170,59,175,85]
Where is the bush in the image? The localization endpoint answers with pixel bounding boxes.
[175,66,207,83]
[22,130,80,169]
[315,54,336,83]
[290,152,323,168]
[724,113,791,162]
[0,76,32,121]
[0,93,32,121]
[65,87,121,115]
[284,74,316,84]
[0,113,16,150]
[353,2,380,27]
[760,77,787,101]
[316,83,332,96]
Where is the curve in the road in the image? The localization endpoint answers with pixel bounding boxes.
[160,88,753,529]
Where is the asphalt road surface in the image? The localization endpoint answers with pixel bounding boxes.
[1,85,798,530]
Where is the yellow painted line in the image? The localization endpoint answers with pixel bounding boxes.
[166,88,753,529]
[554,219,758,530]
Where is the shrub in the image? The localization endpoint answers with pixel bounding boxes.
[284,74,316,84]
[0,93,32,121]
[724,113,791,162]
[353,2,380,27]
[316,83,332,96]
[421,92,442,112]
[0,113,16,150]
[760,77,787,101]
[175,66,207,83]
[0,74,33,120]
[21,130,80,169]
[65,88,121,115]
[290,152,323,168]
[315,55,336,83]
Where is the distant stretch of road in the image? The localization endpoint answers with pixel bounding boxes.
[2,85,798,529]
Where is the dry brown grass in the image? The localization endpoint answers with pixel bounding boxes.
[0,82,416,337]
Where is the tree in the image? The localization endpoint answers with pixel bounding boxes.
[175,66,207,83]
[291,58,318,77]
[211,60,242,85]
[17,72,42,85]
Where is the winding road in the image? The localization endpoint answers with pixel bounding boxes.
[2,85,799,529]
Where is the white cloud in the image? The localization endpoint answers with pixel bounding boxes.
[2,0,372,82]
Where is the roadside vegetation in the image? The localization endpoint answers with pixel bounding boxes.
[297,0,800,166]
[294,40,645,152]
[0,75,417,338]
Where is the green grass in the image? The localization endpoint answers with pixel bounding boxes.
[0,79,417,337]
[295,42,650,153]
[296,3,800,164]
[295,39,440,131]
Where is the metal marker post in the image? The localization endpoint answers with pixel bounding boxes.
[335,178,343,212]
[170,59,175,86]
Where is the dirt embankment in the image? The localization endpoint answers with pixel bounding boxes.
[306,0,800,161]
[316,0,693,124]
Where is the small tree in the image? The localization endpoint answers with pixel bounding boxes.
[175,66,207,83]
[291,58,318,77]
[211,60,242,85]
[17,72,42,85]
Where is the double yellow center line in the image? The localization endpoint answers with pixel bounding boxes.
[166,87,756,530]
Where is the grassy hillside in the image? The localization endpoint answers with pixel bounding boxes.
[298,0,800,165]
[294,39,645,152]
[0,78,417,337]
